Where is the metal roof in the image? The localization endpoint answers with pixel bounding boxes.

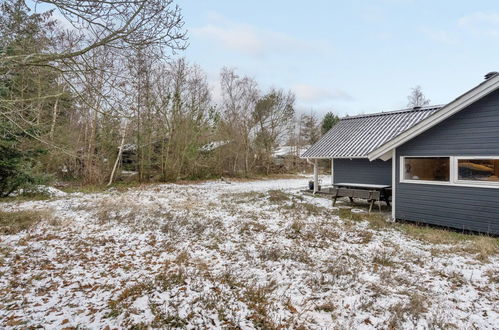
[301,105,442,159]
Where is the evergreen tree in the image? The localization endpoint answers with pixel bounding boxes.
[0,1,55,196]
[321,111,339,135]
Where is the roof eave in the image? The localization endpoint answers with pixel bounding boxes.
[367,75,499,161]
[300,155,369,159]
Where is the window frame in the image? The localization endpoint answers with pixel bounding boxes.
[454,156,499,187]
[399,156,499,189]
[399,156,452,185]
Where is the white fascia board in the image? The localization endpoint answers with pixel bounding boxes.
[379,150,393,161]
[301,156,369,159]
[367,75,499,161]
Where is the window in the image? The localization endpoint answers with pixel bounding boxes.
[400,156,499,188]
[403,157,450,182]
[457,159,499,182]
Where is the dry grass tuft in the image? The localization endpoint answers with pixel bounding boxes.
[366,214,391,230]
[399,224,498,261]
[484,269,499,283]
[372,249,396,267]
[282,201,329,218]
[466,236,499,262]
[240,220,268,234]
[268,189,291,203]
[398,224,471,245]
[0,209,53,234]
[223,191,265,203]
[286,219,305,238]
[258,245,312,264]
[356,230,373,244]
[315,301,336,313]
[338,208,363,222]
[242,281,278,328]
[107,267,188,319]
[387,292,429,328]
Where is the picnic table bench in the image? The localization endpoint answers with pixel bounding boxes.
[328,183,392,213]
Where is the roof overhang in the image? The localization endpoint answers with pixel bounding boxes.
[367,74,499,161]
[301,156,369,160]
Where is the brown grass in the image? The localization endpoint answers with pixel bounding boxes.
[0,209,53,234]
[282,201,329,218]
[372,249,396,267]
[240,220,268,234]
[221,191,266,204]
[484,269,499,283]
[399,224,499,261]
[465,236,499,262]
[338,208,363,222]
[242,281,278,328]
[356,230,374,244]
[399,224,472,244]
[315,301,336,313]
[387,292,429,328]
[268,189,291,203]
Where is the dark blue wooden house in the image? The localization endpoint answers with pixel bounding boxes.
[303,72,499,234]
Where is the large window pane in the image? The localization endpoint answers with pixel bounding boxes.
[403,157,450,181]
[458,159,499,182]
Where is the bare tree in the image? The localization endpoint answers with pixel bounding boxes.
[300,112,320,145]
[3,0,187,67]
[219,68,259,175]
[253,88,295,173]
[0,1,188,183]
[407,85,430,108]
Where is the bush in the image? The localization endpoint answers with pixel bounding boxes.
[0,141,46,198]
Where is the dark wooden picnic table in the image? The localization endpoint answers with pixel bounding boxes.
[333,182,392,208]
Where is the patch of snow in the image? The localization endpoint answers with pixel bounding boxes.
[11,185,67,197]
[199,140,230,152]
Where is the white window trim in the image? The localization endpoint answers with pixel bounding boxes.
[399,156,499,189]
[454,156,499,187]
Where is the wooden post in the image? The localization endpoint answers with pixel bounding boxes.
[391,149,396,220]
[331,158,334,185]
[313,159,319,194]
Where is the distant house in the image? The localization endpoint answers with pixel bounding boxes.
[272,145,310,171]
[199,140,231,152]
[303,72,499,234]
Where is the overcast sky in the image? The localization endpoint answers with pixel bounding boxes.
[178,0,499,117]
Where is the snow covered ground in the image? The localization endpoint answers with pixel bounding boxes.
[0,177,497,329]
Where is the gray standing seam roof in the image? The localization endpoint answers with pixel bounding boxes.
[301,106,442,159]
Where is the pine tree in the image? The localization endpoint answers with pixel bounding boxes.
[321,111,339,135]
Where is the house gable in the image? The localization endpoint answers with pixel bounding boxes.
[368,73,499,160]
[395,88,499,234]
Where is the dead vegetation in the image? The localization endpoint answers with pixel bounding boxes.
[0,209,53,234]
[398,224,499,261]
[372,249,397,267]
[268,189,292,203]
[0,179,497,329]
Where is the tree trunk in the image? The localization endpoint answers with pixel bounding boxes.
[108,121,128,186]
[49,96,60,141]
